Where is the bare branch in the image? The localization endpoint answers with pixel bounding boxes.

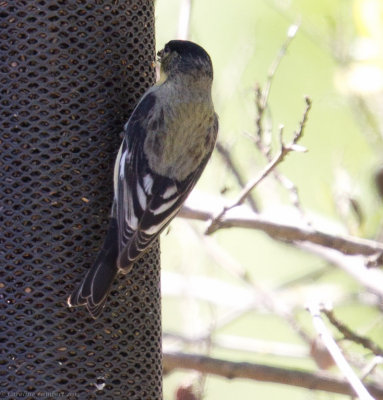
[179,201,383,299]
[273,167,309,222]
[164,332,308,359]
[361,358,383,381]
[183,221,315,349]
[262,24,300,110]
[206,97,311,235]
[253,96,312,222]
[297,243,383,298]
[215,141,259,212]
[163,352,383,399]
[322,309,383,357]
[307,304,376,400]
[205,150,282,235]
[293,96,312,143]
[180,202,383,264]
[256,23,300,141]
[255,84,266,142]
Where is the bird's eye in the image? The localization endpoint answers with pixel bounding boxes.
[157,44,171,62]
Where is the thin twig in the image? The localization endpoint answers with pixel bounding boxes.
[216,141,259,212]
[322,308,383,357]
[206,97,311,235]
[253,97,312,223]
[163,352,383,399]
[255,84,266,143]
[256,24,300,141]
[274,172,310,223]
[186,221,314,346]
[277,264,330,290]
[163,332,308,359]
[297,243,383,298]
[262,24,300,110]
[307,304,376,400]
[361,357,383,381]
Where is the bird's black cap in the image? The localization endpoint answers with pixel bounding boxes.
[159,40,213,79]
[164,40,210,61]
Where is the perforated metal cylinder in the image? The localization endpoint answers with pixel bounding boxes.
[0,1,162,399]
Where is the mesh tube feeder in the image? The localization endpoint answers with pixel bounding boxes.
[0,1,162,398]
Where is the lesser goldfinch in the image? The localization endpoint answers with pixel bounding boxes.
[68,40,218,318]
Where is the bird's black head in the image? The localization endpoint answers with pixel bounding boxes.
[157,40,213,80]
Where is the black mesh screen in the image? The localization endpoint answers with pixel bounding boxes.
[0,1,162,398]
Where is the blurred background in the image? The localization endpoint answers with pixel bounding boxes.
[154,0,383,398]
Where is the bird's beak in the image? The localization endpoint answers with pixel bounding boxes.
[157,49,164,63]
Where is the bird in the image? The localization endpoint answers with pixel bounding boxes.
[68,40,218,318]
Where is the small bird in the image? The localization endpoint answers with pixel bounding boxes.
[68,40,218,318]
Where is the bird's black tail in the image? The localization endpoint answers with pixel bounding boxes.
[68,218,119,319]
